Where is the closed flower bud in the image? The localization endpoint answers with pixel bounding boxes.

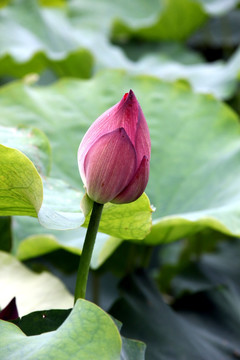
[78,90,151,204]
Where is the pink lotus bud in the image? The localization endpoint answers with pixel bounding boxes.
[78,90,151,204]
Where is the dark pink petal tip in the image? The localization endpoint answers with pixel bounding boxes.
[0,297,19,321]
[122,89,136,103]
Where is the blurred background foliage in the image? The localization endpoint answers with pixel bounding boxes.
[1,0,240,359]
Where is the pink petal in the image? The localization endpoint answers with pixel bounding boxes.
[112,155,150,204]
[116,90,139,145]
[84,128,137,204]
[78,90,140,178]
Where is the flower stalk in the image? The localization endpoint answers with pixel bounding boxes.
[74,201,104,302]
[75,90,151,303]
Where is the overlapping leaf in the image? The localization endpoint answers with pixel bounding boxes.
[0,299,122,360]
[11,307,146,360]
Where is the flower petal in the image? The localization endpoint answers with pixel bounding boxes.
[84,128,137,204]
[112,156,150,204]
[78,90,140,179]
[116,89,139,145]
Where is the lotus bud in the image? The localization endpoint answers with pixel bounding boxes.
[78,90,151,204]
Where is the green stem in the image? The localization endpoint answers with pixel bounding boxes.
[74,201,104,303]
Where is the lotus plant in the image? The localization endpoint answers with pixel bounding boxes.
[75,90,151,301]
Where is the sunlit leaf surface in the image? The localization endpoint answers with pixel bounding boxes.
[0,251,73,317]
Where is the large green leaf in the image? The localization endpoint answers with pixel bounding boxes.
[11,308,146,360]
[0,251,73,317]
[0,299,122,360]
[1,70,240,245]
